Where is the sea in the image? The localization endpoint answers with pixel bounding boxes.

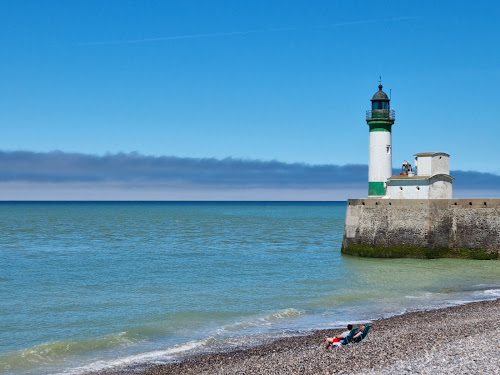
[1,201,500,375]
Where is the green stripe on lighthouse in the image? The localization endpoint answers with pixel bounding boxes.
[368,182,386,196]
[368,122,392,132]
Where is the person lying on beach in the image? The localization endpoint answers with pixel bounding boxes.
[352,325,365,341]
[325,324,353,348]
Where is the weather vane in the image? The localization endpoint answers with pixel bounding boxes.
[379,76,382,85]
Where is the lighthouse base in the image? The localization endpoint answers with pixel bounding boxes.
[368,181,386,196]
[342,198,500,260]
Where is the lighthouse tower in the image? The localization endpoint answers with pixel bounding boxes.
[366,84,395,196]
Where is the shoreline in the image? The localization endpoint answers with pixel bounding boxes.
[90,298,500,375]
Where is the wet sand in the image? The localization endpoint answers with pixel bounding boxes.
[95,298,500,375]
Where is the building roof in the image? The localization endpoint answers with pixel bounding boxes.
[386,173,454,183]
[388,174,432,181]
[413,152,450,157]
[371,84,389,101]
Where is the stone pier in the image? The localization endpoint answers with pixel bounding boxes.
[342,198,500,259]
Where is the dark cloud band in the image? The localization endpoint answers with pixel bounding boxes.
[0,151,366,187]
[0,151,498,190]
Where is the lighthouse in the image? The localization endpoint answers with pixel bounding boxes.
[366,84,395,196]
[342,84,496,261]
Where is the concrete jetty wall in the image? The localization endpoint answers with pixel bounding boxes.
[342,198,500,259]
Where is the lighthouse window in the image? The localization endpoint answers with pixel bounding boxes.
[372,101,389,110]
[386,145,391,154]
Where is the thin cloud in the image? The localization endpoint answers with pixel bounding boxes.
[79,27,296,46]
[79,17,416,46]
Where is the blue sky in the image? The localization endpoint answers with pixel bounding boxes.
[1,1,499,199]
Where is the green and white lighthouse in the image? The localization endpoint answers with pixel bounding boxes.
[366,84,395,196]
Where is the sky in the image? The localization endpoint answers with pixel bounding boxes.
[1,0,499,200]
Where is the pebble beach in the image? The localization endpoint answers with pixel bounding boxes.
[94,298,500,375]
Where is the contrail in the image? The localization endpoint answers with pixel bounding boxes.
[79,17,416,46]
[79,26,296,46]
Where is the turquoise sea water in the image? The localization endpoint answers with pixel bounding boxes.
[1,202,500,375]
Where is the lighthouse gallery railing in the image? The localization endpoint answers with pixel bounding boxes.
[366,109,395,120]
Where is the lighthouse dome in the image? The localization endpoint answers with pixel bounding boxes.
[371,84,389,101]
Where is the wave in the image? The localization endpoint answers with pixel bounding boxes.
[0,331,135,373]
[52,340,208,375]
[482,288,500,297]
[0,308,305,375]
[94,308,304,373]
[212,308,305,334]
